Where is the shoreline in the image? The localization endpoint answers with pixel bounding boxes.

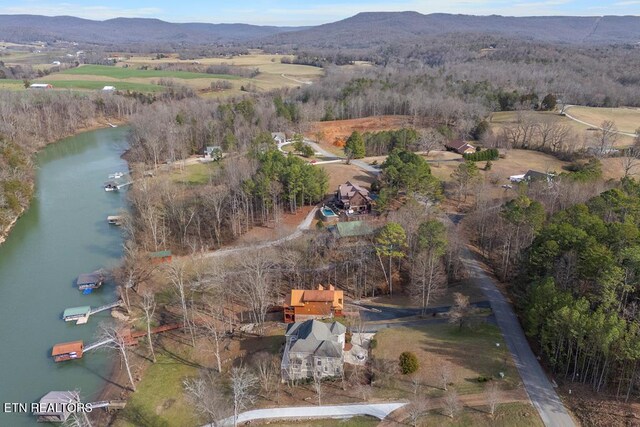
[0,117,128,247]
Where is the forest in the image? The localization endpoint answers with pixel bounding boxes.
[521,181,640,399]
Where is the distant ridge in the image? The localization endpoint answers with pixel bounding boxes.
[263,12,640,47]
[0,14,304,45]
[0,12,639,47]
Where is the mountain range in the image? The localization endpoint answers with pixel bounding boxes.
[0,12,639,47]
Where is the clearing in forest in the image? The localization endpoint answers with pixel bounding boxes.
[565,106,640,135]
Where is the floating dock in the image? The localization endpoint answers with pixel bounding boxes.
[104,173,132,191]
[62,300,122,324]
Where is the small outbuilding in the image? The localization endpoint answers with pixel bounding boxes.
[149,250,172,264]
[51,341,84,362]
[29,83,53,89]
[102,85,116,92]
[33,390,80,423]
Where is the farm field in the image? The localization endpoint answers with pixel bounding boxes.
[60,64,239,80]
[41,79,165,92]
[116,51,324,96]
[490,110,635,146]
[565,105,640,134]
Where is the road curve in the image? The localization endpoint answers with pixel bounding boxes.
[563,105,637,138]
[210,402,406,427]
[461,246,575,427]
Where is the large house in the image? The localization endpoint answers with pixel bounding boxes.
[284,284,344,323]
[281,319,346,381]
[335,181,372,213]
[445,139,476,155]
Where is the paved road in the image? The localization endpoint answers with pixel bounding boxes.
[461,246,575,427]
[211,402,406,426]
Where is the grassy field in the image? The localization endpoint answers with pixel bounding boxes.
[169,161,220,185]
[61,64,239,80]
[373,323,520,397]
[490,110,636,146]
[425,402,543,427]
[565,106,640,134]
[44,79,165,92]
[0,79,24,90]
[115,352,200,427]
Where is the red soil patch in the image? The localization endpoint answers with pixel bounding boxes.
[306,115,416,151]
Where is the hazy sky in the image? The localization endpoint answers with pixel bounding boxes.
[0,0,637,25]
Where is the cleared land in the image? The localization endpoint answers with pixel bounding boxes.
[307,116,416,156]
[490,110,635,146]
[566,106,640,135]
[60,64,238,80]
[117,52,324,96]
[319,162,376,195]
[373,323,521,397]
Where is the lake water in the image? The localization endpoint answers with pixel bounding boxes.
[0,127,129,426]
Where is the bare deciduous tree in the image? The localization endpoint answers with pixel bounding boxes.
[442,389,462,419]
[406,395,429,427]
[312,370,323,406]
[230,366,257,427]
[448,292,476,329]
[440,362,453,391]
[97,322,136,391]
[141,291,157,363]
[183,370,229,426]
[485,381,501,416]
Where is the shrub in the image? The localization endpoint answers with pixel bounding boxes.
[463,148,499,162]
[399,351,419,375]
[369,338,378,349]
[477,376,491,383]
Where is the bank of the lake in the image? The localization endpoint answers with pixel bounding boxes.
[0,127,129,426]
[0,118,126,247]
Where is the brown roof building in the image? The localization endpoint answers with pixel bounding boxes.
[51,341,84,362]
[284,284,344,323]
[335,181,372,213]
[445,139,476,155]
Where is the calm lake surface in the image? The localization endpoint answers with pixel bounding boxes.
[0,127,129,426]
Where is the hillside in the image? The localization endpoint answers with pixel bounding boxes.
[1,12,640,49]
[0,15,303,46]
[263,12,640,47]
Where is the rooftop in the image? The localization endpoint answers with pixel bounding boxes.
[62,306,91,318]
[52,340,83,356]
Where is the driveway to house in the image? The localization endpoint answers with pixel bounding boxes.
[210,402,407,427]
[199,206,318,259]
[305,138,380,174]
[460,246,575,427]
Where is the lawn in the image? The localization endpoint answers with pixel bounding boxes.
[424,402,543,427]
[373,323,519,397]
[114,352,201,427]
[61,64,239,80]
[37,79,166,92]
[265,416,380,427]
[170,161,219,185]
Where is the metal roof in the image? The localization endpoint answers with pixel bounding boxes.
[63,306,91,318]
[150,250,172,258]
[331,221,373,238]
